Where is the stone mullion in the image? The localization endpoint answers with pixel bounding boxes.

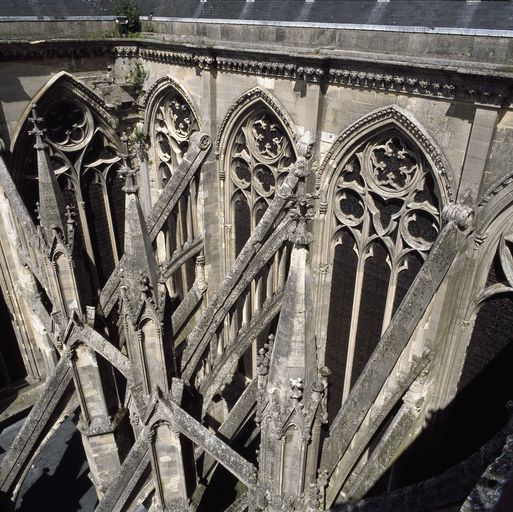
[101,183,120,264]
[342,214,370,402]
[242,288,251,329]
[165,226,178,298]
[266,260,274,299]
[185,189,194,243]
[250,276,260,377]
[70,350,91,425]
[254,274,263,314]
[138,330,153,397]
[380,244,401,335]
[220,315,230,356]
[190,176,198,239]
[49,259,67,317]
[277,246,287,289]
[77,198,101,294]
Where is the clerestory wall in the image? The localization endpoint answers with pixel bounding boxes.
[1,16,513,511]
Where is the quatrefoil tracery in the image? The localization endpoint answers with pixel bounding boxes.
[332,132,441,263]
[229,109,294,215]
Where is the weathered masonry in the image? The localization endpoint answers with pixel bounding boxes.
[0,11,513,512]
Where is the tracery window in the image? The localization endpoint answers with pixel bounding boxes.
[461,235,513,390]
[216,103,296,381]
[22,97,124,292]
[325,130,441,417]
[228,108,295,257]
[151,88,199,300]
[154,89,197,181]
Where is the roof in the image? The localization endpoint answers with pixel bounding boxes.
[0,0,513,32]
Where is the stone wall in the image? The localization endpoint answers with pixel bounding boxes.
[0,19,117,41]
[0,18,513,511]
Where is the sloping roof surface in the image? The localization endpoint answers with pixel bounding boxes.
[0,0,512,31]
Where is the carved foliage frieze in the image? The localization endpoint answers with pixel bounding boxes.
[0,39,509,106]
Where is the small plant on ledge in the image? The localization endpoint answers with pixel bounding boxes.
[129,123,149,162]
[125,61,148,91]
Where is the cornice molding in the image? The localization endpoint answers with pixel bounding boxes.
[0,40,510,106]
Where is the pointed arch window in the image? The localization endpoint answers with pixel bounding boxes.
[213,99,296,383]
[226,107,295,258]
[325,129,442,417]
[19,96,124,292]
[149,85,200,300]
[153,89,198,179]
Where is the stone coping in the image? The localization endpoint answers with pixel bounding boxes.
[0,15,511,39]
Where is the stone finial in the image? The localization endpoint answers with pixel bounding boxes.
[195,252,208,292]
[29,103,68,242]
[120,131,159,313]
[118,132,139,195]
[289,377,303,400]
[297,130,315,159]
[28,104,46,149]
[288,192,317,245]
